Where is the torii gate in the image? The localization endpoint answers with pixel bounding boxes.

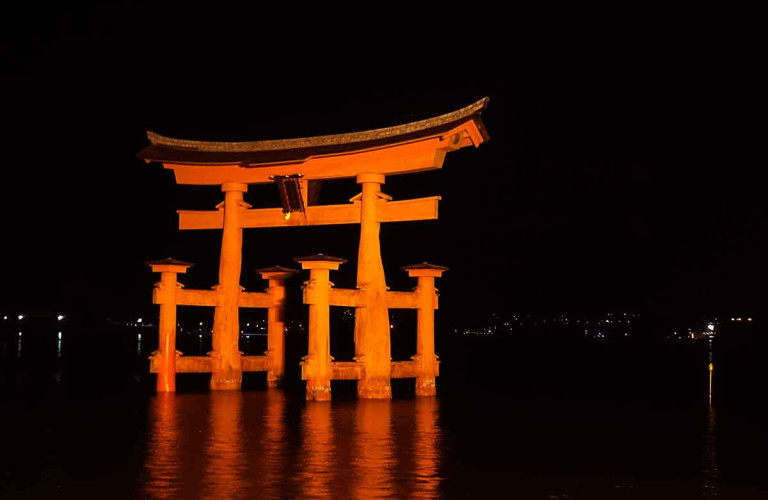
[139,97,489,398]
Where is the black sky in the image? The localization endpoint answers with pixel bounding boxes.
[1,4,762,325]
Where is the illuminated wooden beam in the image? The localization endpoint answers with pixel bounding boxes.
[149,356,428,380]
[322,361,438,380]
[163,125,481,186]
[386,291,419,309]
[178,196,440,230]
[242,355,270,372]
[329,361,363,380]
[391,361,418,379]
[150,355,271,373]
[329,288,366,308]
[391,360,440,379]
[379,196,439,223]
[239,291,272,308]
[150,355,212,373]
[176,288,220,307]
[240,204,355,228]
[176,209,224,230]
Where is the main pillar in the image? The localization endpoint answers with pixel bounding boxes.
[297,254,345,401]
[354,173,392,399]
[257,266,297,388]
[210,182,248,390]
[404,263,447,396]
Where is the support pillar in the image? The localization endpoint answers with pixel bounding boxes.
[148,258,193,393]
[296,254,345,401]
[211,182,249,390]
[404,263,447,396]
[354,173,392,399]
[257,266,298,388]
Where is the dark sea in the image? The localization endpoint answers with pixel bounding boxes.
[2,318,767,499]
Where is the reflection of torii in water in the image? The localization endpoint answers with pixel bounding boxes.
[139,98,490,399]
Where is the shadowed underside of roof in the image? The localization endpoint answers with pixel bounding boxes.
[138,98,489,167]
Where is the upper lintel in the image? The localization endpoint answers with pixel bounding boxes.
[137,98,489,185]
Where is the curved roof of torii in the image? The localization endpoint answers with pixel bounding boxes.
[138,97,489,167]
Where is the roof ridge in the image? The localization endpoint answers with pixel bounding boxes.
[146,97,489,153]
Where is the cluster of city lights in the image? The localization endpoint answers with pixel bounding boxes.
[453,312,640,337]
[2,314,66,321]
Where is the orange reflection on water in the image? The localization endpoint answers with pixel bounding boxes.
[298,402,336,498]
[144,393,181,499]
[412,397,441,498]
[202,392,250,499]
[144,392,442,498]
[256,390,288,497]
[353,400,396,498]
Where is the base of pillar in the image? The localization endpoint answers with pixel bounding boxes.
[415,377,436,396]
[306,383,331,401]
[156,374,176,393]
[209,377,242,391]
[357,378,392,399]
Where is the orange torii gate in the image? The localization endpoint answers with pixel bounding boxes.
[139,98,489,398]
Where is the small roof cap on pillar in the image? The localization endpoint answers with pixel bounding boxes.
[403,262,448,277]
[147,257,194,273]
[256,265,299,279]
[256,265,299,274]
[295,253,347,263]
[294,253,346,270]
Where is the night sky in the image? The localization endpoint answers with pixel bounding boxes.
[1,4,761,326]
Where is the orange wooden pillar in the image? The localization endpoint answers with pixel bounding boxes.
[148,258,193,393]
[297,254,345,401]
[256,266,297,388]
[210,182,249,391]
[354,173,392,399]
[404,263,447,396]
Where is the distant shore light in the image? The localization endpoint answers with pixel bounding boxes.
[18,315,24,320]
[57,315,65,321]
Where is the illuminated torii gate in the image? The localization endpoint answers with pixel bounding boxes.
[139,97,489,397]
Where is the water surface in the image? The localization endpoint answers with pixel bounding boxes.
[2,323,768,498]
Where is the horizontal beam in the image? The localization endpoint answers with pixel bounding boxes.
[387,291,418,309]
[155,288,277,309]
[298,360,441,380]
[330,361,363,380]
[329,288,366,308]
[149,354,271,373]
[177,209,223,230]
[386,291,439,309]
[176,288,219,307]
[242,355,270,372]
[379,196,439,223]
[178,196,440,230]
[166,125,484,185]
[391,360,440,378]
[240,204,354,228]
[239,291,271,308]
[149,355,213,373]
